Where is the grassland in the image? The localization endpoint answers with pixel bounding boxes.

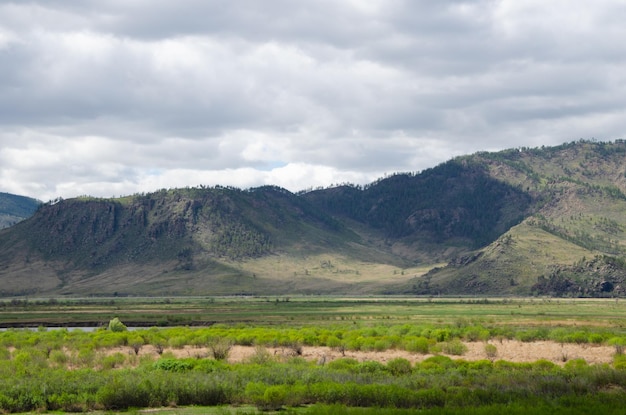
[3,295,626,328]
[2,297,626,414]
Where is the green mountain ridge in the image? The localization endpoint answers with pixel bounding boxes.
[1,140,626,297]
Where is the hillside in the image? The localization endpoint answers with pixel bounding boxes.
[408,140,626,296]
[0,186,403,296]
[302,159,532,263]
[1,140,626,297]
[0,192,40,229]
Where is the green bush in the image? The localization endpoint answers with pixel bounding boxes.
[387,358,412,376]
[461,327,490,342]
[208,337,233,361]
[515,328,549,343]
[403,336,430,354]
[326,357,359,371]
[107,317,127,333]
[431,329,451,342]
[49,349,68,366]
[96,377,152,409]
[153,358,194,372]
[608,337,626,355]
[100,352,126,369]
[564,358,589,371]
[246,345,274,365]
[74,347,95,367]
[193,358,228,373]
[589,333,605,344]
[484,344,498,360]
[419,355,456,371]
[355,361,388,374]
[262,385,289,410]
[47,392,92,412]
[245,382,288,411]
[613,354,626,370]
[440,339,468,356]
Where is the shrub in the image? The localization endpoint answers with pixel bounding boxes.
[608,337,626,355]
[326,335,342,348]
[355,361,387,374]
[440,339,468,356]
[613,354,626,370]
[404,336,431,354]
[247,345,274,365]
[208,338,233,361]
[326,357,359,372]
[463,327,482,341]
[431,329,451,342]
[484,344,498,361]
[516,328,549,342]
[387,358,412,376]
[373,339,391,352]
[286,341,303,356]
[262,385,288,410]
[327,336,347,356]
[47,392,92,412]
[345,337,363,351]
[245,382,288,411]
[49,349,68,366]
[107,318,127,333]
[589,333,605,345]
[193,358,227,373]
[564,358,589,371]
[74,347,95,367]
[565,331,589,344]
[153,358,194,372]
[168,336,188,349]
[100,352,126,370]
[96,377,152,409]
[128,334,145,355]
[419,355,456,370]
[531,359,558,372]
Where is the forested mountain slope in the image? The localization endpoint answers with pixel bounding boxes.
[409,140,626,296]
[1,140,625,297]
[303,159,532,263]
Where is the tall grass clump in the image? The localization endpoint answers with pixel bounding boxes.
[207,337,233,361]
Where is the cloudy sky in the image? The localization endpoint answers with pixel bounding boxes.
[1,1,625,201]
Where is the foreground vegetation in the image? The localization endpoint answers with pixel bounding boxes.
[3,353,626,414]
[0,297,626,413]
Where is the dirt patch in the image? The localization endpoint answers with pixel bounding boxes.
[129,340,615,366]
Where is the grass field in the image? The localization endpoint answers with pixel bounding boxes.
[3,296,626,328]
[3,296,626,414]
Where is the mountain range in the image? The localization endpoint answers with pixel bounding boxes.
[1,140,625,297]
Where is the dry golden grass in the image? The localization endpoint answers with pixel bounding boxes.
[105,340,615,367]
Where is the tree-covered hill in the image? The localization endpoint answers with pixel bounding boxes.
[1,140,626,297]
[0,185,363,296]
[407,140,626,296]
[303,159,532,261]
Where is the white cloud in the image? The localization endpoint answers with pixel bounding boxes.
[0,1,625,201]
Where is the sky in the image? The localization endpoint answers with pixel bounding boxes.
[1,1,625,202]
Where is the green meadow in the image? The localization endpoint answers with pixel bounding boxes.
[2,296,626,414]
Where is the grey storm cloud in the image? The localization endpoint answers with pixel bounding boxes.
[0,0,625,201]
